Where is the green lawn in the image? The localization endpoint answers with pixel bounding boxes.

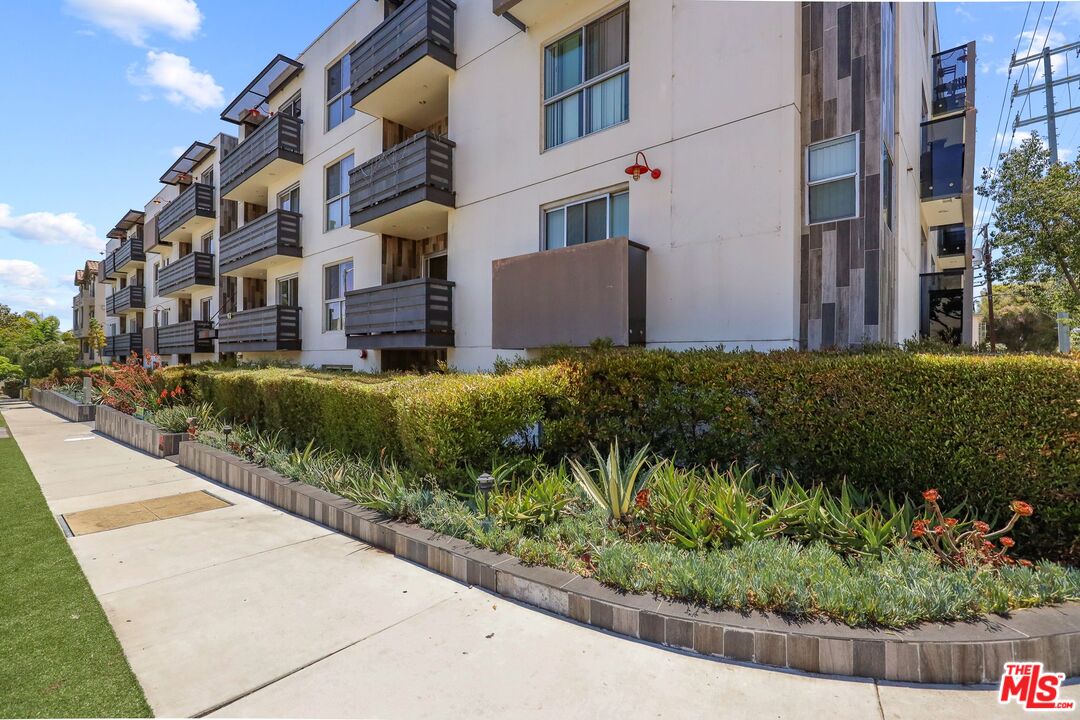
[0,411,150,718]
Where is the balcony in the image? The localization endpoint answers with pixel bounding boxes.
[344,278,453,349]
[157,321,215,356]
[349,131,454,239]
[102,236,146,280]
[934,224,967,271]
[492,0,575,27]
[219,210,302,276]
[920,114,969,227]
[349,0,456,128]
[105,332,143,359]
[157,252,215,298]
[220,114,303,204]
[157,183,215,243]
[105,285,145,315]
[492,236,647,349]
[932,44,973,117]
[218,305,301,353]
[920,271,966,345]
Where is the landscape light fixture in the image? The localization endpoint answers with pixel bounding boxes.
[477,472,495,517]
[222,425,233,442]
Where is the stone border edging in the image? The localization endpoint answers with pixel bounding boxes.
[178,441,1079,684]
[30,387,96,422]
[94,405,185,457]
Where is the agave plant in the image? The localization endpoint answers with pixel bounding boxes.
[707,464,797,544]
[649,461,716,550]
[568,441,654,524]
[497,464,573,529]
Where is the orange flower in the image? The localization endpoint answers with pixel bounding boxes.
[1010,500,1034,517]
[911,519,929,537]
[1000,536,1015,548]
[635,488,650,510]
[1018,559,1033,567]
[972,521,990,534]
[944,517,958,527]
[933,525,946,535]
[922,489,940,503]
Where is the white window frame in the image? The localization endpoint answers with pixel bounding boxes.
[422,250,448,279]
[276,274,299,307]
[200,297,212,321]
[325,50,354,132]
[542,5,630,151]
[325,154,353,231]
[322,259,354,332]
[542,187,629,251]
[278,183,301,213]
[805,132,861,226]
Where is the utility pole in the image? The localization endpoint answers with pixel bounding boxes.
[980,225,997,352]
[1011,40,1080,161]
[1010,39,1080,351]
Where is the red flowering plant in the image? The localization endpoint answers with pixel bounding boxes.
[910,488,1035,568]
[94,353,165,416]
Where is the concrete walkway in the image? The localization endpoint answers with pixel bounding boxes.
[2,400,1048,718]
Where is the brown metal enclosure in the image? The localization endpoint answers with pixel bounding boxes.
[491,236,647,349]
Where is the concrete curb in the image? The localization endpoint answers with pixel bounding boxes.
[94,405,186,457]
[178,441,1080,684]
[30,387,96,422]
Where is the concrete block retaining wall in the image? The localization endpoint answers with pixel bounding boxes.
[179,441,1080,684]
[94,405,186,457]
[30,388,96,422]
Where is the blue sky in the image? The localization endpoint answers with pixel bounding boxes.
[0,1,1077,328]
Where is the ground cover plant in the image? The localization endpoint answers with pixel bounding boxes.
[0,414,150,717]
[195,423,1080,628]
[157,347,1080,561]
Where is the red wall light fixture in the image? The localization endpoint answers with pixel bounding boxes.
[625,151,661,181]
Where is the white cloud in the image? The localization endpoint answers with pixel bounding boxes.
[982,34,995,44]
[0,260,49,290]
[127,51,224,111]
[0,204,101,251]
[168,145,188,158]
[66,0,201,47]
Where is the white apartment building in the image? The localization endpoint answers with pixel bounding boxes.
[97,0,975,370]
[72,260,107,365]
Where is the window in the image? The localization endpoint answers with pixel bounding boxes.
[544,190,628,250]
[279,184,300,213]
[200,232,213,254]
[326,54,354,131]
[807,134,859,224]
[544,6,629,149]
[325,155,353,230]
[280,92,301,119]
[200,297,212,321]
[424,252,448,280]
[277,276,299,307]
[161,308,170,326]
[323,260,353,331]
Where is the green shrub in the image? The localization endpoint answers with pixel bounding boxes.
[539,348,1080,562]
[19,342,76,379]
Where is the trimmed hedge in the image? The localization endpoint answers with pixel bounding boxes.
[156,349,1080,562]
[538,349,1080,563]
[155,366,569,480]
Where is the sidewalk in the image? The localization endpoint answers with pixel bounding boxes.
[2,400,1034,718]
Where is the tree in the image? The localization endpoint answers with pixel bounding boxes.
[975,284,1058,352]
[87,317,106,365]
[19,342,76,380]
[978,133,1080,321]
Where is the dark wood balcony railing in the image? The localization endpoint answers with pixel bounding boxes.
[105,285,145,315]
[348,131,454,231]
[349,0,456,107]
[105,332,143,358]
[218,305,301,353]
[220,114,303,197]
[157,183,215,241]
[103,236,146,278]
[345,278,453,349]
[219,210,302,274]
[156,321,214,356]
[157,252,215,297]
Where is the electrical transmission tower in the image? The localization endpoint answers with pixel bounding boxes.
[1011,40,1080,162]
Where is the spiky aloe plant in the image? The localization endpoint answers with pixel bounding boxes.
[568,441,653,524]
